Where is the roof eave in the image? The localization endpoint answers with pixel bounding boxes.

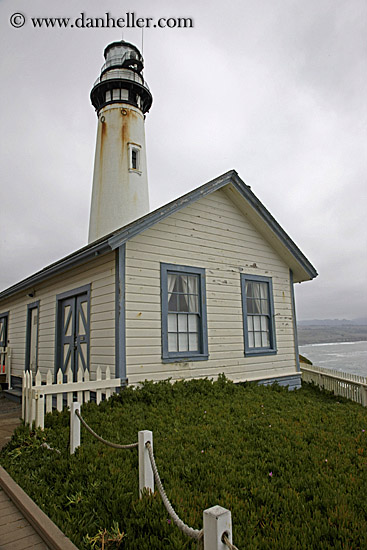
[0,241,112,302]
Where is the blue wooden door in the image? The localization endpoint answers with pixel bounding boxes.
[58,293,89,381]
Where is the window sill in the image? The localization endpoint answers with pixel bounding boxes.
[245,349,277,357]
[162,354,209,364]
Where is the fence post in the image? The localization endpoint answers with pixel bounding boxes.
[70,402,81,455]
[138,430,154,498]
[203,505,232,550]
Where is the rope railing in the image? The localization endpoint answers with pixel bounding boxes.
[145,441,203,541]
[222,533,239,550]
[75,409,138,449]
[70,403,239,549]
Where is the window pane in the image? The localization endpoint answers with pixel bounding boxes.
[189,333,199,351]
[261,299,269,315]
[260,283,268,300]
[246,281,254,298]
[253,316,261,331]
[254,332,262,347]
[178,314,187,332]
[188,315,198,332]
[179,294,189,312]
[262,331,270,347]
[177,275,185,293]
[178,333,188,351]
[260,316,268,331]
[188,275,198,294]
[247,298,254,314]
[168,333,178,352]
[247,316,253,332]
[168,273,177,291]
[167,313,177,332]
[248,332,255,348]
[112,89,120,100]
[188,295,199,312]
[254,300,261,314]
[168,293,178,312]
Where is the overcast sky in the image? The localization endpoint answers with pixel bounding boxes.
[0,0,366,321]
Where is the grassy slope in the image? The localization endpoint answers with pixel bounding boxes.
[1,378,366,550]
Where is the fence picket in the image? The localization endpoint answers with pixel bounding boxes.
[105,366,111,400]
[77,366,84,404]
[56,369,63,412]
[96,366,102,405]
[67,367,73,409]
[84,369,90,403]
[46,370,53,413]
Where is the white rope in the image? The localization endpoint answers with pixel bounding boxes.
[145,441,203,541]
[222,533,239,550]
[41,442,61,454]
[75,410,138,449]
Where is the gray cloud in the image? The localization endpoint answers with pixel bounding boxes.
[0,0,366,320]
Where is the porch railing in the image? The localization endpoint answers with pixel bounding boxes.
[300,364,367,407]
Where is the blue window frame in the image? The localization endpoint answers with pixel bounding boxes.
[241,274,277,356]
[161,264,208,362]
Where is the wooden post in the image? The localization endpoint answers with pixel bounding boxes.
[70,402,81,455]
[203,506,232,550]
[138,430,154,498]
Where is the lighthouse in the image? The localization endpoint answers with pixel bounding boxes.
[88,41,153,243]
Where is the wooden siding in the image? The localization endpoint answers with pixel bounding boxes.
[125,189,298,385]
[0,253,116,379]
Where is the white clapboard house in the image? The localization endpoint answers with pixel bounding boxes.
[0,41,317,398]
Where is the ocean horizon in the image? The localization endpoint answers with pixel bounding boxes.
[299,340,367,378]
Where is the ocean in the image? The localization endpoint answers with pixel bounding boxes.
[299,341,367,378]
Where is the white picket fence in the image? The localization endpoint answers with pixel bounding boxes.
[22,366,121,429]
[300,364,367,406]
[0,346,12,388]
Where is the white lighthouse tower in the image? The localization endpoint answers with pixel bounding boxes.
[88,41,153,243]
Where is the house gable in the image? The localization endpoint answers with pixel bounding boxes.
[109,170,317,283]
[124,188,300,385]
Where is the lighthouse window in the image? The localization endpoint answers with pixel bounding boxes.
[105,90,112,102]
[112,89,120,100]
[132,150,138,169]
[128,143,141,172]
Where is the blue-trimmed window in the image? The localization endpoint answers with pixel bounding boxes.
[161,264,208,362]
[241,274,277,356]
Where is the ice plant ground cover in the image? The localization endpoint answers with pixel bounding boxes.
[0,377,366,549]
